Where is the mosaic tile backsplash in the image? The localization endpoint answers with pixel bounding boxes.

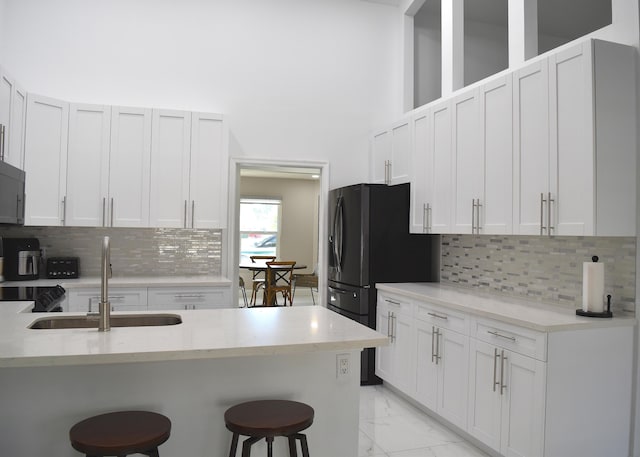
[440,235,636,315]
[0,227,223,277]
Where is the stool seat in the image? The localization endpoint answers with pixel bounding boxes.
[69,410,171,457]
[225,400,314,457]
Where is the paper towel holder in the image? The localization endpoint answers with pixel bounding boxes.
[576,294,613,318]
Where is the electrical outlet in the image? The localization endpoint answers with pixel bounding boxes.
[336,353,350,380]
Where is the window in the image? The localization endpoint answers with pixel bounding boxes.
[239,198,281,263]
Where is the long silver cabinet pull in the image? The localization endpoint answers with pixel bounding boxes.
[174,294,205,299]
[426,203,432,233]
[0,124,5,161]
[471,199,476,234]
[487,330,516,342]
[540,193,546,235]
[391,313,396,342]
[434,328,441,365]
[475,199,482,233]
[431,326,437,363]
[500,350,507,394]
[102,198,106,227]
[547,192,554,235]
[110,198,114,227]
[385,299,401,305]
[387,311,392,339]
[191,200,195,228]
[427,312,448,320]
[61,196,67,226]
[184,201,188,228]
[423,204,428,233]
[493,348,500,392]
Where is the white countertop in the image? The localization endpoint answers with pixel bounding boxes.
[0,303,388,368]
[1,275,231,288]
[377,283,635,332]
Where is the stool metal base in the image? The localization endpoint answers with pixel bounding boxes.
[229,432,310,457]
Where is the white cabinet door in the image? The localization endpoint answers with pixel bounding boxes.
[415,320,439,410]
[371,130,390,184]
[189,112,226,228]
[513,60,551,235]
[66,288,148,313]
[452,89,481,234]
[24,94,69,226]
[66,104,111,227]
[409,108,432,234]
[0,69,13,163]
[8,84,26,169]
[428,100,453,233]
[109,106,152,227]
[389,120,411,184]
[437,328,469,429]
[149,109,191,228]
[468,338,546,457]
[375,301,394,380]
[481,75,513,235]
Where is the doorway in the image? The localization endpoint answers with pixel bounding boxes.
[227,158,329,307]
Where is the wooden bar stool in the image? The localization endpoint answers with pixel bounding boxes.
[225,399,314,457]
[69,410,171,457]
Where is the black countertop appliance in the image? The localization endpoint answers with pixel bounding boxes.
[0,285,66,312]
[2,237,40,281]
[327,182,440,385]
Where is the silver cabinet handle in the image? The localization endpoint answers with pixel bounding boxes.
[61,196,67,226]
[476,198,481,233]
[427,311,448,320]
[493,348,500,392]
[423,203,428,233]
[471,199,476,234]
[387,311,392,339]
[487,330,517,342]
[426,203,432,233]
[102,197,106,227]
[174,294,205,299]
[191,200,195,228]
[434,328,441,365]
[0,124,5,161]
[184,200,188,228]
[110,198,114,227]
[547,192,554,235]
[431,326,437,363]
[385,299,401,305]
[391,312,396,342]
[500,349,507,394]
[540,193,546,235]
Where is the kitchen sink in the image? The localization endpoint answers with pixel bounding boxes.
[29,313,182,330]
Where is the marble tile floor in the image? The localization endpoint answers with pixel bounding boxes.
[359,385,491,457]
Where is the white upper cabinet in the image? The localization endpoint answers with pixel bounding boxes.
[149,109,192,228]
[189,112,226,228]
[451,88,481,234]
[409,107,431,234]
[66,104,111,227]
[109,106,152,227]
[371,119,411,185]
[513,59,551,235]
[549,39,636,236]
[428,100,454,233]
[24,94,69,226]
[0,67,26,169]
[480,75,513,235]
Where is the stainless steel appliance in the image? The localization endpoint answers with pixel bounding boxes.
[327,183,439,385]
[2,238,41,281]
[0,160,25,225]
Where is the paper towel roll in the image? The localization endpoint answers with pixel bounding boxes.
[582,262,605,313]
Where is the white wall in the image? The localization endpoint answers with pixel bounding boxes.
[0,0,401,189]
[464,20,508,86]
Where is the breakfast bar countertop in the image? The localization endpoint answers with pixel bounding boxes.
[0,275,232,288]
[377,282,635,332]
[0,303,387,368]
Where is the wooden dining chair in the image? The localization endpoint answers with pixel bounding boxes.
[293,271,318,305]
[249,255,276,306]
[264,261,296,306]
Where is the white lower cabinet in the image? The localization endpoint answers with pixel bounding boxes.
[375,286,633,457]
[375,292,415,393]
[468,338,545,457]
[147,286,232,310]
[415,321,469,429]
[66,288,148,313]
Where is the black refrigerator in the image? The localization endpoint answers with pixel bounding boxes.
[327,182,440,385]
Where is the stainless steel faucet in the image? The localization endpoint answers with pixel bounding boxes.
[98,236,111,332]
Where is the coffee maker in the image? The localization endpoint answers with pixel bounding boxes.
[2,238,40,281]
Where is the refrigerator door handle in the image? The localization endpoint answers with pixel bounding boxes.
[334,195,344,273]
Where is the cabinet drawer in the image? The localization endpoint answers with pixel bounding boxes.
[472,317,547,361]
[414,300,468,334]
[148,286,232,310]
[377,292,413,316]
[67,288,148,313]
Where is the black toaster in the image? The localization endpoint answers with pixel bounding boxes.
[47,257,80,279]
